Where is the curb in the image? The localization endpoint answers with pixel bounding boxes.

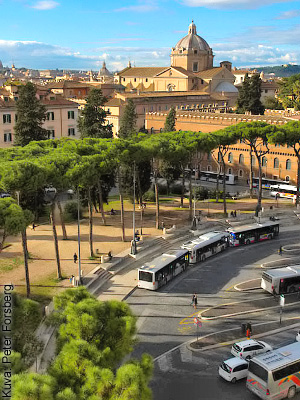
[187,320,300,353]
[261,257,299,269]
[234,278,261,292]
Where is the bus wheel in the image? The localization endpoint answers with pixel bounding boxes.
[287,386,296,398]
[246,239,250,245]
[288,286,295,293]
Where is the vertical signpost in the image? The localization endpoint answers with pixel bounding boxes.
[194,317,202,341]
[279,294,285,325]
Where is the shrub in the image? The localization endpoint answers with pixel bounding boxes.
[170,183,186,196]
[64,201,82,221]
[194,186,209,200]
[143,190,155,202]
[157,184,168,195]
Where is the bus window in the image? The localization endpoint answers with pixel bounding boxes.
[139,271,153,282]
[248,361,268,382]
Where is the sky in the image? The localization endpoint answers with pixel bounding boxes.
[0,0,300,71]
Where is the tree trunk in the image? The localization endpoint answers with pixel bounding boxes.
[297,157,300,207]
[154,172,160,229]
[118,169,126,241]
[50,202,62,279]
[216,162,221,202]
[222,159,227,216]
[256,155,263,216]
[181,173,185,208]
[57,199,67,240]
[0,231,6,252]
[249,150,253,199]
[88,188,94,257]
[189,170,193,220]
[140,196,144,235]
[97,181,106,226]
[21,229,30,298]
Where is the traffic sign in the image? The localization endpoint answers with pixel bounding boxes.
[280,295,285,307]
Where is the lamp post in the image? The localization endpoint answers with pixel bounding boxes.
[131,162,137,255]
[77,188,82,285]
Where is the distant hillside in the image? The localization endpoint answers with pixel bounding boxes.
[255,65,300,77]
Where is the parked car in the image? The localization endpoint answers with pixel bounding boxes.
[219,357,248,383]
[296,330,300,342]
[231,339,272,360]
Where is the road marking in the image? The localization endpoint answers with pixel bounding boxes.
[179,310,201,325]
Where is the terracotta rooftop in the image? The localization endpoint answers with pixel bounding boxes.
[117,90,210,99]
[196,67,223,79]
[116,67,167,77]
[45,81,92,89]
[105,98,125,106]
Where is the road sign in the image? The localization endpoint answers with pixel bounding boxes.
[280,295,285,307]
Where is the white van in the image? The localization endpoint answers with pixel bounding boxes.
[219,357,248,383]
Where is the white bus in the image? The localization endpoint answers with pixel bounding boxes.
[137,249,189,290]
[261,265,300,295]
[247,342,300,399]
[227,221,279,247]
[181,231,230,263]
[270,184,297,200]
[200,171,237,185]
[252,177,288,190]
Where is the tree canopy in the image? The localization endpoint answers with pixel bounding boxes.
[237,73,265,115]
[118,99,137,138]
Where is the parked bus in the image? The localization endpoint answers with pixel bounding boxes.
[200,171,237,185]
[227,221,279,246]
[252,177,288,190]
[261,265,300,294]
[181,231,230,263]
[247,341,300,399]
[137,249,189,290]
[270,184,297,200]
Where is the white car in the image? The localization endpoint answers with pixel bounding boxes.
[296,330,300,342]
[219,357,248,383]
[231,339,272,360]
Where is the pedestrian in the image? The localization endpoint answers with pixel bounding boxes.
[73,252,78,263]
[278,246,283,256]
[246,328,251,339]
[234,210,237,218]
[32,222,36,230]
[194,293,198,309]
[108,251,112,261]
[161,221,164,230]
[191,293,195,306]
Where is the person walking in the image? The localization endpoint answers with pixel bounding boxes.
[32,222,36,230]
[191,293,195,306]
[73,252,78,263]
[194,293,198,309]
[278,246,283,256]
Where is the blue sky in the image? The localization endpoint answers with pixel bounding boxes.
[0,0,300,71]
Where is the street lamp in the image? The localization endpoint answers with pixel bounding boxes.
[77,188,82,285]
[131,162,137,255]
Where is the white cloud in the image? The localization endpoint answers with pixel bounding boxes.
[114,0,158,12]
[180,0,292,9]
[275,9,300,19]
[31,1,59,10]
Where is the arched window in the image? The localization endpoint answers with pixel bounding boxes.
[228,168,232,175]
[239,154,244,164]
[207,165,211,172]
[239,169,243,177]
[251,155,255,166]
[228,152,233,163]
[286,159,291,170]
[274,158,279,168]
[262,156,267,167]
[150,127,154,134]
[285,176,290,182]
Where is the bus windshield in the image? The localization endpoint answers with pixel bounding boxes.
[139,271,153,282]
[249,360,268,382]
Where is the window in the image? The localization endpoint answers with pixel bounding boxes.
[274,158,279,168]
[194,50,197,54]
[286,159,291,170]
[3,114,11,124]
[4,132,12,142]
[228,168,232,174]
[193,62,198,72]
[4,97,8,102]
[47,130,55,139]
[14,96,18,101]
[239,169,243,177]
[262,156,267,167]
[145,78,148,82]
[50,96,55,100]
[15,114,18,122]
[273,361,300,381]
[249,361,268,382]
[265,90,268,93]
[68,128,75,136]
[207,165,211,172]
[134,78,136,82]
[239,154,244,164]
[286,176,290,182]
[123,78,125,82]
[47,112,54,120]
[228,152,233,163]
[68,111,75,119]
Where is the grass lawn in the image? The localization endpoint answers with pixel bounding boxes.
[0,256,26,273]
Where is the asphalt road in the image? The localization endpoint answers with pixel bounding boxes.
[126,225,300,400]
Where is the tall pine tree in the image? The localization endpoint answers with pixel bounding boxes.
[14,82,48,146]
[78,88,113,138]
[237,73,265,115]
[164,106,176,132]
[118,99,137,138]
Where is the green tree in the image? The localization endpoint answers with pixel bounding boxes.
[263,96,284,110]
[14,82,48,146]
[268,121,300,205]
[164,106,176,132]
[118,99,137,138]
[237,74,265,115]
[278,73,300,109]
[12,373,55,400]
[78,88,113,139]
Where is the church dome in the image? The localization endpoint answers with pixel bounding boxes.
[98,61,112,77]
[214,82,238,93]
[174,21,210,51]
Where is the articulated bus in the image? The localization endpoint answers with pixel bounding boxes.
[181,231,230,263]
[261,265,300,294]
[138,249,189,290]
[270,184,297,200]
[247,342,300,399]
[200,171,237,185]
[227,221,279,246]
[252,177,288,190]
